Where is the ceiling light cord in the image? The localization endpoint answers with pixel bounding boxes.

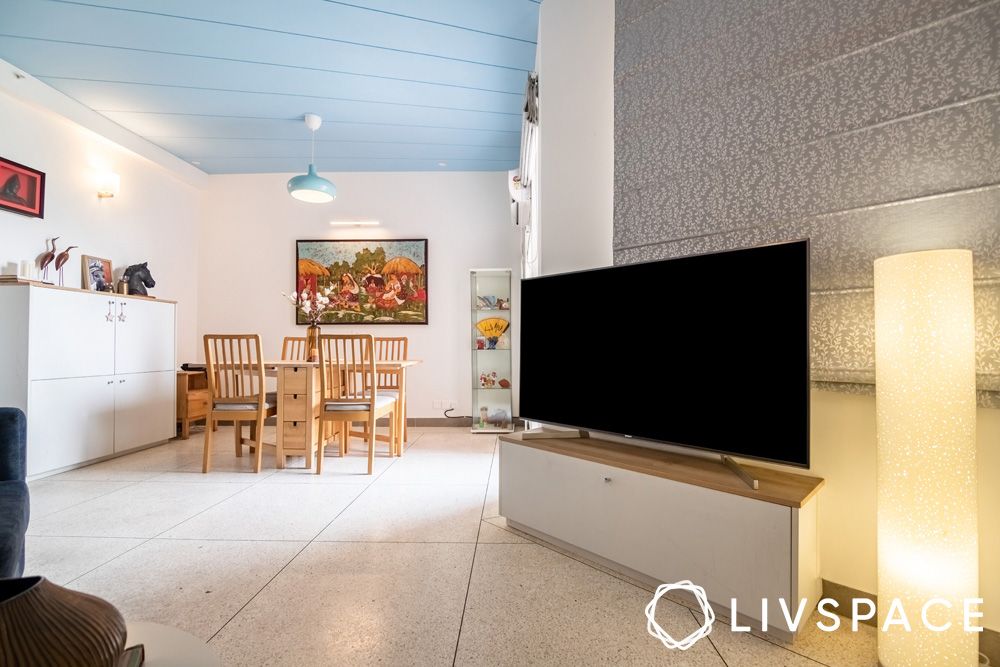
[287,113,337,203]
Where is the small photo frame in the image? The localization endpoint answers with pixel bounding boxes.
[0,157,45,219]
[81,255,113,291]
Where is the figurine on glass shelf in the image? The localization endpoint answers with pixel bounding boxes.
[476,295,511,311]
[476,317,509,350]
[479,371,498,388]
[478,406,489,429]
[488,409,510,429]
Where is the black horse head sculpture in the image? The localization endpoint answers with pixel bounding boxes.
[123,262,155,296]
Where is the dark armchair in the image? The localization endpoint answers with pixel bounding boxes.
[0,408,29,577]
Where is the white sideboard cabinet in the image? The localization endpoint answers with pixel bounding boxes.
[0,281,177,477]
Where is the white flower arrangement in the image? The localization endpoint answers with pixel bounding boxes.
[283,286,337,326]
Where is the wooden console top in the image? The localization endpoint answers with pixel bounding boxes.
[499,432,824,508]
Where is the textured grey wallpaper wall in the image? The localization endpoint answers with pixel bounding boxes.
[614,0,999,404]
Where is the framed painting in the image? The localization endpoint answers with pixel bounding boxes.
[0,157,45,219]
[81,255,113,291]
[296,239,428,324]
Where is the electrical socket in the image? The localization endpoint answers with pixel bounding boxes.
[445,399,456,410]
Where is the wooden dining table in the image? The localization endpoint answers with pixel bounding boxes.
[265,359,421,469]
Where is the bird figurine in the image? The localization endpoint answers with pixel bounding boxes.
[38,237,59,283]
[54,244,77,286]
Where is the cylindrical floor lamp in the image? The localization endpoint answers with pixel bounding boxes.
[874,249,979,666]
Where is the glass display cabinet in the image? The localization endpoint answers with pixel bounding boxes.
[471,268,514,433]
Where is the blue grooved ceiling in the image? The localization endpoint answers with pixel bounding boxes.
[0,0,539,173]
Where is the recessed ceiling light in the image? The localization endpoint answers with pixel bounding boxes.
[190,160,201,165]
[329,220,380,227]
[437,162,447,167]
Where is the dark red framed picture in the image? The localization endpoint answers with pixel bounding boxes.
[0,157,45,219]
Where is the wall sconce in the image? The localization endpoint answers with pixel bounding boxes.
[96,172,120,199]
[329,220,379,227]
[874,249,978,666]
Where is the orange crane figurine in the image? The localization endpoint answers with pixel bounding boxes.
[38,237,59,283]
[54,244,77,286]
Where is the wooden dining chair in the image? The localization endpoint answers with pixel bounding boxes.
[281,336,307,361]
[374,337,408,392]
[202,334,276,473]
[316,334,397,475]
[354,336,408,454]
[375,336,408,448]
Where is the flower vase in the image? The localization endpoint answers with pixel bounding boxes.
[0,576,128,665]
[306,324,321,362]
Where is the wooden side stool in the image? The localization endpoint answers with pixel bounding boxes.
[176,370,210,439]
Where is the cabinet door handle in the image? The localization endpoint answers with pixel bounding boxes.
[107,380,114,385]
[106,300,115,322]
[117,301,127,322]
[119,378,126,384]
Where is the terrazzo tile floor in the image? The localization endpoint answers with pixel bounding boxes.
[25,427,876,666]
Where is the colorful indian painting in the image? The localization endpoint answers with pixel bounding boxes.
[295,239,428,324]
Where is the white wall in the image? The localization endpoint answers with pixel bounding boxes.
[197,172,519,419]
[0,90,204,361]
[536,0,614,275]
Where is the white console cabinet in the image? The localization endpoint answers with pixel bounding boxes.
[499,434,824,641]
[0,281,176,477]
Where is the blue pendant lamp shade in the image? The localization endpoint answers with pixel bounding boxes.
[288,114,336,203]
[288,164,336,203]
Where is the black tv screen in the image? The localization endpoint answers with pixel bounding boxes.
[519,240,810,467]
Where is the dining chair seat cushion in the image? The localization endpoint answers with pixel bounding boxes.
[324,394,396,412]
[214,391,277,411]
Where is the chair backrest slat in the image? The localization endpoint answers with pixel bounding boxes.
[204,334,265,404]
[236,336,246,396]
[374,336,408,389]
[318,334,375,407]
[282,336,307,361]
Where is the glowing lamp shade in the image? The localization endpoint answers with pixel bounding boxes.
[874,249,978,667]
[287,165,336,203]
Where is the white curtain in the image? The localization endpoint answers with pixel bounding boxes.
[516,73,540,278]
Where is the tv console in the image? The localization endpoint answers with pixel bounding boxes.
[498,432,825,641]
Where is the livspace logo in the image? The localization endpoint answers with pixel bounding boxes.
[645,581,716,650]
[645,581,985,651]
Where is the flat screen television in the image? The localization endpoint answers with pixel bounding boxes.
[519,240,810,467]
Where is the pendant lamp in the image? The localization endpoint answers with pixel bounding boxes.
[287,114,336,203]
